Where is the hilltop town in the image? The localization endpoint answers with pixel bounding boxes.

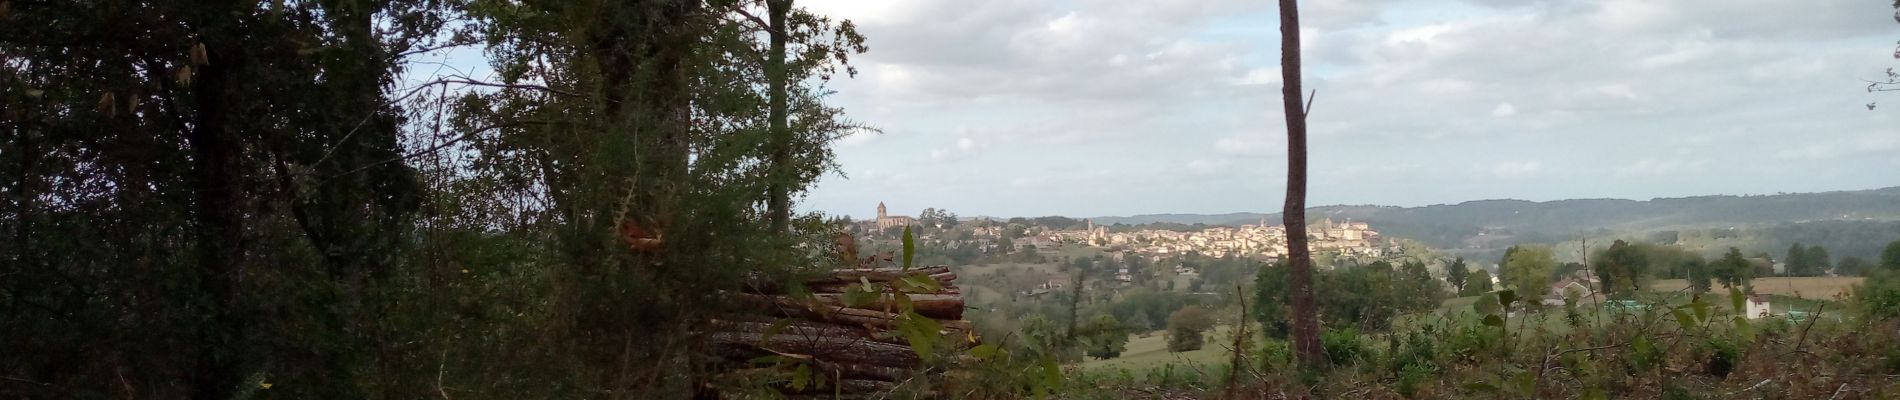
[858,202,1390,261]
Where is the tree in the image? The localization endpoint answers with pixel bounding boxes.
[1713,247,1755,289]
[1594,240,1649,298]
[1446,257,1470,293]
[1125,313,1157,335]
[1397,259,1444,311]
[1467,269,1495,295]
[1786,243,1810,277]
[1254,261,1291,339]
[1684,257,1713,294]
[1275,0,1322,369]
[1080,313,1129,360]
[1837,256,1872,277]
[1883,240,1900,271]
[1500,245,1556,294]
[1804,245,1831,277]
[1166,305,1216,352]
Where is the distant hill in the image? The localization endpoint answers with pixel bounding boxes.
[1091,186,1900,261]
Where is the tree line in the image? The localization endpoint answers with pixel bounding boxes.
[2,1,867,397]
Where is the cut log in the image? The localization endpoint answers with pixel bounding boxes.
[708,318,907,346]
[742,266,956,294]
[708,331,921,368]
[735,293,971,336]
[809,293,964,320]
[707,344,911,382]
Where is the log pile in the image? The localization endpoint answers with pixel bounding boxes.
[706,266,972,396]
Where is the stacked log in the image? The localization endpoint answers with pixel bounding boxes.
[707,266,971,396]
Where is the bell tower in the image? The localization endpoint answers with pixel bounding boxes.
[877,202,887,220]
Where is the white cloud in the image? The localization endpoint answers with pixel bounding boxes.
[800,0,1900,217]
[1491,103,1517,117]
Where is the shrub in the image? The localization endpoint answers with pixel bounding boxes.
[1165,305,1214,352]
[1321,328,1364,366]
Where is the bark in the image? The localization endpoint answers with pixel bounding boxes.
[766,0,792,232]
[735,293,973,335]
[809,293,964,320]
[186,33,246,400]
[1276,0,1325,369]
[707,332,921,368]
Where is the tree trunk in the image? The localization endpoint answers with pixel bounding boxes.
[766,0,793,232]
[1275,0,1324,369]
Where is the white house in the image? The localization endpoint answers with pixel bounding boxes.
[1746,295,1772,319]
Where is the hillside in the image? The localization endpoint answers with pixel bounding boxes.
[1091,186,1900,261]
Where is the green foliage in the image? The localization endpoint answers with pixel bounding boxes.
[1254,261,1292,339]
[1320,328,1364,366]
[1500,245,1556,293]
[1164,305,1214,352]
[1079,313,1129,360]
[1465,269,1495,295]
[1447,257,1470,293]
[1883,240,1900,272]
[1594,240,1650,297]
[1713,247,1756,290]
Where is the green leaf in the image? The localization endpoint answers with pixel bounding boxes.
[899,274,940,293]
[1732,316,1754,342]
[842,285,879,308]
[970,343,1002,360]
[897,311,942,361]
[791,363,811,391]
[1498,289,1517,308]
[902,226,915,269]
[1671,309,1696,330]
[1482,314,1505,327]
[1691,300,1711,322]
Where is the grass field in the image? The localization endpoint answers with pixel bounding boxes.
[1079,325,1244,371]
[1650,277,1863,299]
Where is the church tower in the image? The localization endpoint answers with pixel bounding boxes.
[877,202,887,220]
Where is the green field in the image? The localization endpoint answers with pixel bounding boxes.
[1079,325,1245,371]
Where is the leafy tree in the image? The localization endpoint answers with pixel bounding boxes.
[1446,257,1470,293]
[1080,313,1129,360]
[1124,313,1156,335]
[1786,243,1811,276]
[1804,245,1831,277]
[1397,259,1444,310]
[1500,245,1556,294]
[1594,240,1649,298]
[1882,240,1900,272]
[1254,261,1291,339]
[1713,247,1755,289]
[1684,257,1713,294]
[1464,269,1495,296]
[1837,256,1873,277]
[1166,305,1215,352]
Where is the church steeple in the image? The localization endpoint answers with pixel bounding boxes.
[877,202,887,219]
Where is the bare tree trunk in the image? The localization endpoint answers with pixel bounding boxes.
[766,0,792,232]
[1275,0,1324,369]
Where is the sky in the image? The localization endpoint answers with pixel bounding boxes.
[784,0,1900,220]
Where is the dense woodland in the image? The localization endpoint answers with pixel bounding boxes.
[2,0,872,397]
[7,1,1900,399]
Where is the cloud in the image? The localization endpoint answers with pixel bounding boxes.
[1491,103,1517,117]
[800,0,1900,217]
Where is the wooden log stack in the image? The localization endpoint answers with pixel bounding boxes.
[706,266,972,396]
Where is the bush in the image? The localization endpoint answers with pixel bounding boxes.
[1165,305,1214,352]
[1321,328,1364,366]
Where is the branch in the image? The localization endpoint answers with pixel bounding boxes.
[317,120,547,186]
